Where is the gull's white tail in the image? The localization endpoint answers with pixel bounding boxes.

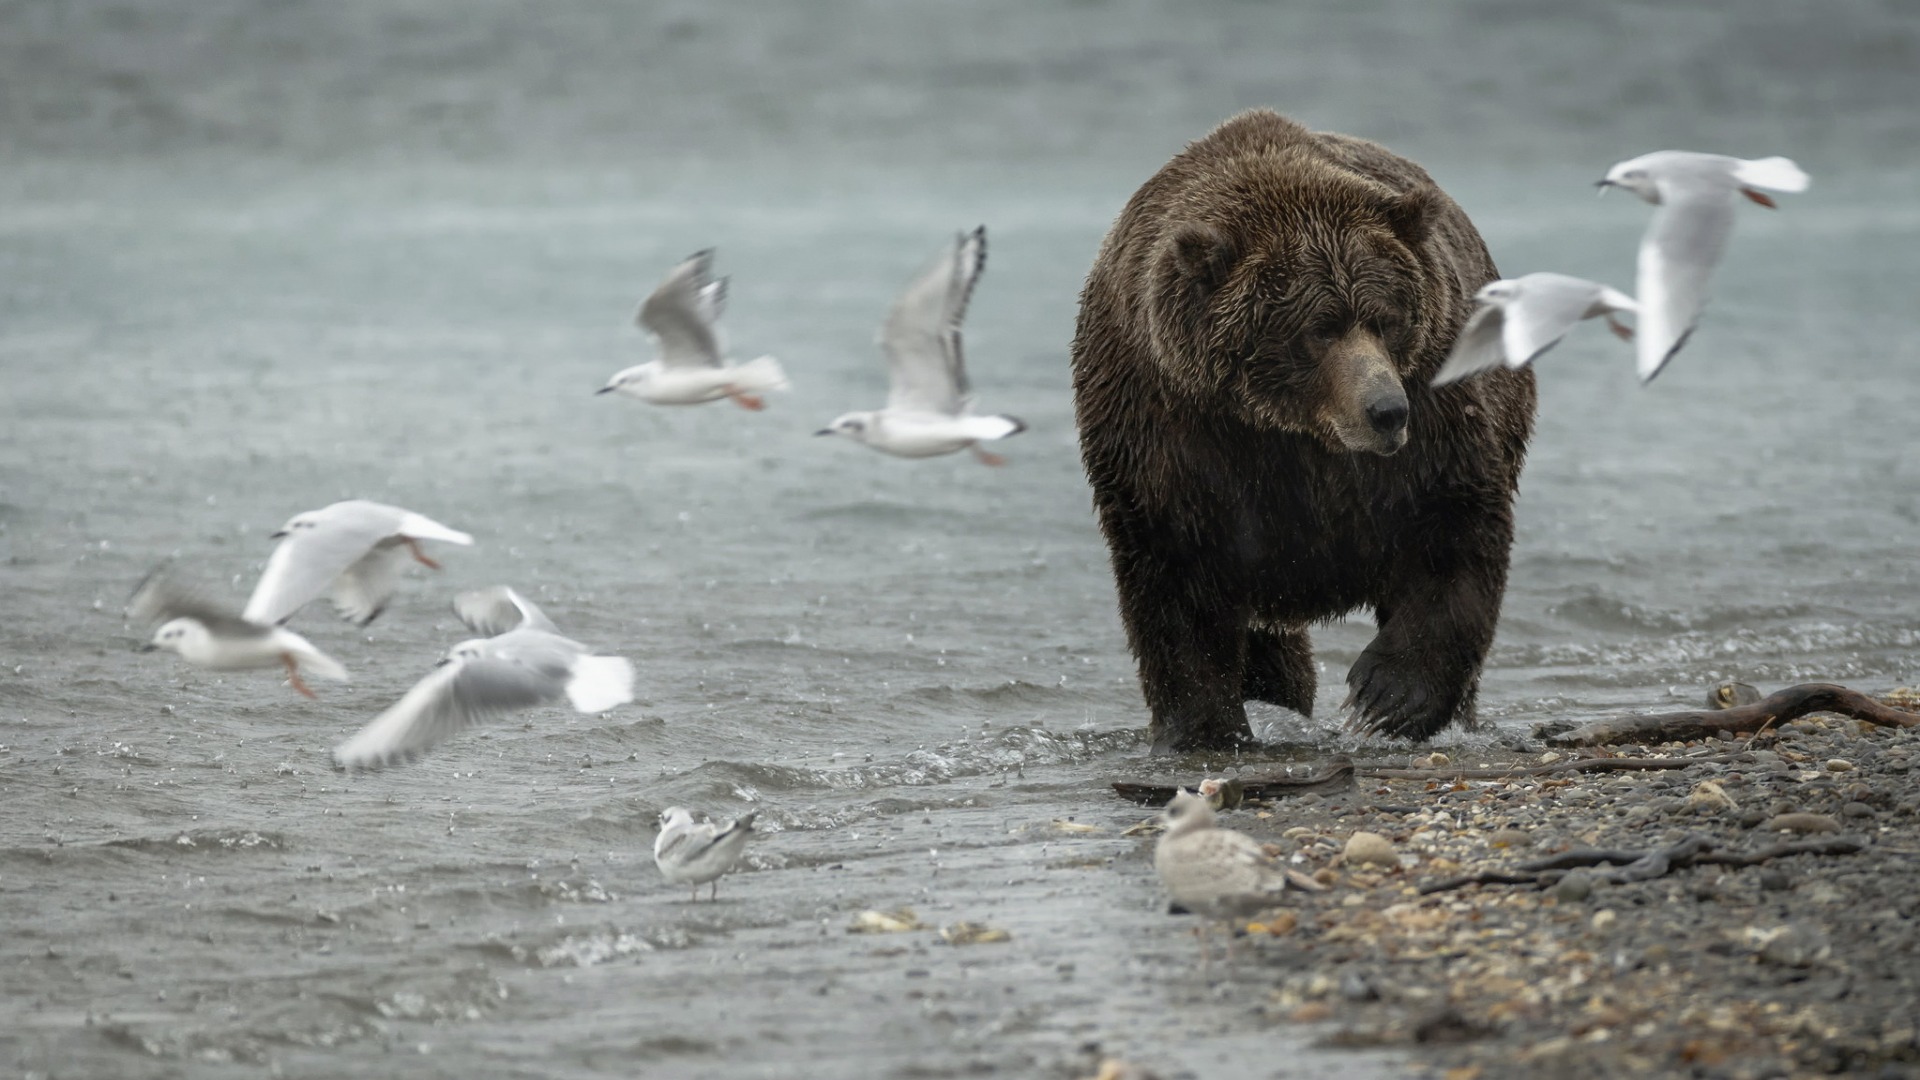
[291,640,350,681]
[730,355,789,394]
[961,415,1026,442]
[566,654,636,713]
[1735,156,1810,193]
[396,513,475,547]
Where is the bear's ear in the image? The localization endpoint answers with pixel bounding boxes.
[1384,186,1435,246]
[1167,221,1237,294]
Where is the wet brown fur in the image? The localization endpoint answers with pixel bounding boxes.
[1071,110,1536,751]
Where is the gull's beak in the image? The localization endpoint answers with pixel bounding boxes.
[595,385,615,395]
[1594,179,1613,196]
[813,428,834,437]
[268,529,287,539]
[138,643,158,653]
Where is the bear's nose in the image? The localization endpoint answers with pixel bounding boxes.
[1365,393,1409,437]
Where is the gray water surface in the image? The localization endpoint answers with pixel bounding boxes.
[4,2,1917,1077]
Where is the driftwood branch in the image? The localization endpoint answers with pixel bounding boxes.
[1542,683,1918,748]
[1361,752,1741,783]
[1111,757,1355,807]
[1417,834,1866,895]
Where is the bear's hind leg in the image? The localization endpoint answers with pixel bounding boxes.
[1241,624,1315,716]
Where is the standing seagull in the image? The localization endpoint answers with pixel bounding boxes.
[1154,789,1319,966]
[131,569,348,698]
[1598,150,1809,382]
[653,807,759,901]
[330,586,634,769]
[1432,273,1638,386]
[245,500,473,627]
[597,249,788,410]
[815,226,1026,465]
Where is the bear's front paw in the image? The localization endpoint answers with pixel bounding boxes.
[1343,647,1461,740]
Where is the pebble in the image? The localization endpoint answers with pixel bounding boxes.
[1842,801,1875,819]
[1765,812,1842,834]
[1487,828,1530,849]
[1554,871,1594,904]
[1343,831,1398,867]
[1590,909,1618,934]
[1757,923,1832,968]
[1826,758,1855,772]
[1758,868,1791,891]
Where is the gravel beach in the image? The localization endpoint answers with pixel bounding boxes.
[1115,690,1920,1079]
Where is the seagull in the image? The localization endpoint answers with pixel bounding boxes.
[815,226,1026,465]
[130,568,348,698]
[330,586,635,769]
[244,500,472,627]
[597,249,788,410]
[1154,789,1320,966]
[653,806,759,901]
[1432,273,1638,387]
[1597,150,1810,382]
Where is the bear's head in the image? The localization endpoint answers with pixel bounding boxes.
[1147,165,1443,456]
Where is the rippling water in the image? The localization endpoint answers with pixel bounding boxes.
[4,2,1917,1076]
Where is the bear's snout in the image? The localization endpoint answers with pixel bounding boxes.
[1316,328,1410,455]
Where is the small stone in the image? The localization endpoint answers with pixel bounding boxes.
[1590,909,1618,934]
[1843,801,1875,819]
[1757,868,1790,891]
[1290,1001,1335,1023]
[1424,752,1450,768]
[1339,971,1378,1001]
[1825,758,1855,773]
[1343,831,1398,867]
[1554,871,1594,904]
[1487,828,1530,849]
[1757,923,1832,968]
[1765,812,1841,834]
[1737,810,1768,829]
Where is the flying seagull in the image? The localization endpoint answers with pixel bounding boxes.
[1432,272,1637,386]
[598,249,788,409]
[1598,150,1809,382]
[815,226,1026,464]
[331,586,634,769]
[244,500,472,627]
[131,568,348,698]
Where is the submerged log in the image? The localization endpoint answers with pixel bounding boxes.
[1542,683,1919,748]
[1111,756,1355,807]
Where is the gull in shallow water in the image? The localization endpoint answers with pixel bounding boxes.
[815,226,1026,465]
[1597,150,1810,382]
[1432,272,1638,386]
[131,569,348,698]
[653,806,759,901]
[331,586,634,770]
[1154,789,1320,965]
[244,500,472,627]
[597,249,788,410]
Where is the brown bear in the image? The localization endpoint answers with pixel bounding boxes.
[1071,109,1535,752]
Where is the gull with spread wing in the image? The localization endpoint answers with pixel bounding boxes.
[1598,150,1809,382]
[597,249,787,410]
[131,568,348,698]
[244,500,472,627]
[815,226,1026,464]
[331,586,634,769]
[654,807,759,901]
[1432,272,1637,386]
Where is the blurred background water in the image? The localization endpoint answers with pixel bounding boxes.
[3,2,1916,1076]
